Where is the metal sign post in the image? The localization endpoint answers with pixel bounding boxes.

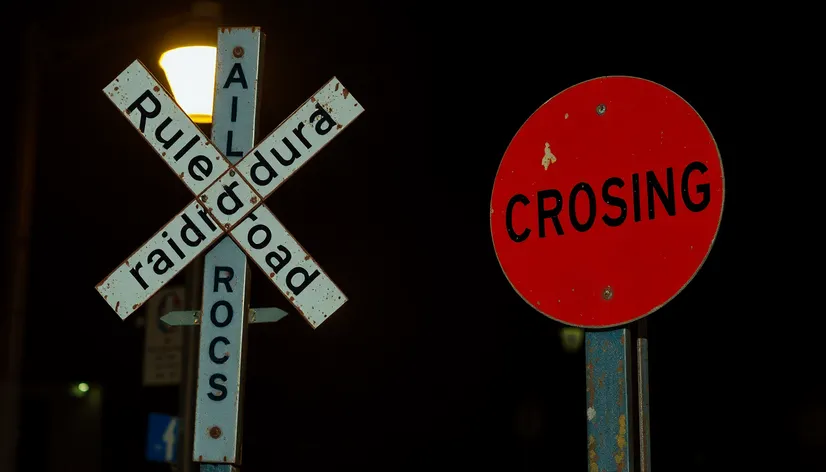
[585,328,634,472]
[585,325,651,472]
[192,28,262,468]
[95,26,364,470]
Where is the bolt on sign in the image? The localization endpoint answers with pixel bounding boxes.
[490,77,724,328]
[94,27,363,466]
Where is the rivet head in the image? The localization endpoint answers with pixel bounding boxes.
[209,426,222,439]
[200,195,208,202]
[596,104,606,115]
[233,46,244,58]
[602,286,613,300]
[229,170,236,177]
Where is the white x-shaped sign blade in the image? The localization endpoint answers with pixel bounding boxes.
[96,60,363,327]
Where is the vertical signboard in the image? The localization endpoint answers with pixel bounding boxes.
[193,27,263,464]
[143,286,184,386]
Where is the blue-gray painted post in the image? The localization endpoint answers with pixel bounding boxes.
[193,28,263,469]
[586,328,633,472]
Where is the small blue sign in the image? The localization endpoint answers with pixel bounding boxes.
[146,412,179,463]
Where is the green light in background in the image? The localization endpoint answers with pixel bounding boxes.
[70,382,91,397]
[560,327,584,352]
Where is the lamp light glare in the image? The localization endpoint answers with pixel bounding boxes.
[159,46,217,123]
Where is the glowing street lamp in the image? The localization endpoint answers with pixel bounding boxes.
[159,46,217,123]
[157,1,221,123]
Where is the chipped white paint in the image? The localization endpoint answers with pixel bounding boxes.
[234,77,363,199]
[96,201,223,319]
[103,60,230,195]
[193,29,262,465]
[542,142,557,170]
[231,205,347,327]
[195,237,249,462]
[197,168,261,231]
[587,407,596,421]
[97,35,363,336]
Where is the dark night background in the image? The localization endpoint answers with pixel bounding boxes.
[1,2,822,471]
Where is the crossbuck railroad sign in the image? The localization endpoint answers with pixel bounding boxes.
[94,28,362,466]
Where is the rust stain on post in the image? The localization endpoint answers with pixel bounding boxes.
[588,435,599,472]
[586,329,632,472]
[615,414,627,469]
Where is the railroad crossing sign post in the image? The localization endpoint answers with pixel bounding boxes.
[95,26,363,471]
[491,77,724,471]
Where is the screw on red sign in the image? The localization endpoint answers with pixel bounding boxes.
[490,77,724,328]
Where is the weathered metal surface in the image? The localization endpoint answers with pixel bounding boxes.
[161,307,288,326]
[638,337,651,472]
[211,27,262,167]
[234,76,363,200]
[94,23,366,472]
[97,66,361,324]
[193,27,262,465]
[194,237,250,463]
[586,329,632,472]
[103,60,230,195]
[96,201,223,319]
[489,77,724,329]
[231,205,346,327]
[197,168,261,230]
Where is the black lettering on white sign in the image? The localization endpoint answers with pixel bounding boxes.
[128,207,218,290]
[250,104,339,180]
[205,265,237,402]
[222,63,249,158]
[124,90,215,183]
[216,181,244,216]
[243,212,320,296]
[208,373,228,401]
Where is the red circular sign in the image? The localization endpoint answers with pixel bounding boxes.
[490,77,724,328]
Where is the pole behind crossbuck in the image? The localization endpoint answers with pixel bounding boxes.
[191,27,264,471]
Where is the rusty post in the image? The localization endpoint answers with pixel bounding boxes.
[586,328,634,472]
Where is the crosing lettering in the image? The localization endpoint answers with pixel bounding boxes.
[505,161,711,242]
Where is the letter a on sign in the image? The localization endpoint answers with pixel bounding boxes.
[490,77,725,328]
